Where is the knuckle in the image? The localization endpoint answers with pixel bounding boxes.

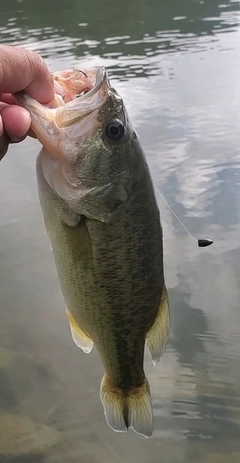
[25,50,50,85]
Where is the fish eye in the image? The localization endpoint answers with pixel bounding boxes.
[105,119,125,141]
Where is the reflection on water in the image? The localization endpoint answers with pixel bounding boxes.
[0,0,240,461]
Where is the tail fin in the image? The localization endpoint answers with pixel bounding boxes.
[100,375,153,438]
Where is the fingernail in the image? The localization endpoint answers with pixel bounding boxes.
[54,81,65,96]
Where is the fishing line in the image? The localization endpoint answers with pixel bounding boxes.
[154,184,213,248]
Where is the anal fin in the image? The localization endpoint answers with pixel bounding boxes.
[66,308,93,354]
[147,285,170,366]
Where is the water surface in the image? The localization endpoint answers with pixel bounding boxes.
[0,1,240,462]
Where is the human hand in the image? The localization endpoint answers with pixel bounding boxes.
[0,45,57,161]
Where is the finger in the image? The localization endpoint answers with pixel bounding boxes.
[1,81,64,112]
[0,93,15,105]
[0,45,54,104]
[1,105,31,142]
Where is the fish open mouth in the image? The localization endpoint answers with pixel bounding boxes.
[52,67,109,129]
[13,66,109,163]
[52,67,108,104]
[14,66,109,130]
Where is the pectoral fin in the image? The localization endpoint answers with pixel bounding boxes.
[146,285,170,366]
[66,309,94,354]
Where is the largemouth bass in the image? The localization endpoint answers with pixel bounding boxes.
[15,67,170,438]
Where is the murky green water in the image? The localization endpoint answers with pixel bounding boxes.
[0,0,240,461]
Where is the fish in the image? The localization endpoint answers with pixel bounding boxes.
[15,67,170,438]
